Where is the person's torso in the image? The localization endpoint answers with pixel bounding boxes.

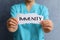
[12,3,44,40]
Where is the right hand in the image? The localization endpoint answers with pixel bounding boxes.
[7,17,18,32]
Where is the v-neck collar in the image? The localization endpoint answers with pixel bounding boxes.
[24,2,36,13]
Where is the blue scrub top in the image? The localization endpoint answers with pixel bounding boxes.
[10,2,49,40]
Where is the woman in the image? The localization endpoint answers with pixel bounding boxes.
[7,0,53,40]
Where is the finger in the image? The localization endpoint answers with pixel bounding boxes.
[8,18,18,25]
[8,25,18,29]
[8,18,18,23]
[44,20,52,24]
[10,19,18,24]
[11,18,18,23]
[7,21,18,26]
[44,22,53,26]
[9,21,18,26]
[43,25,53,28]
[43,26,53,31]
[41,20,53,25]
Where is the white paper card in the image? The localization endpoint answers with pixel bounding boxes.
[16,13,44,24]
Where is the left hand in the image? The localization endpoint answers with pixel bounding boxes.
[40,20,53,33]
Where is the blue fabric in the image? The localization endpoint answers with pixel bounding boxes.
[10,3,49,40]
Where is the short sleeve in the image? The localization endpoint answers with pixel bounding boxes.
[10,5,17,18]
[41,6,49,20]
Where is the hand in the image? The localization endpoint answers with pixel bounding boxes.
[7,17,18,32]
[41,20,53,33]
